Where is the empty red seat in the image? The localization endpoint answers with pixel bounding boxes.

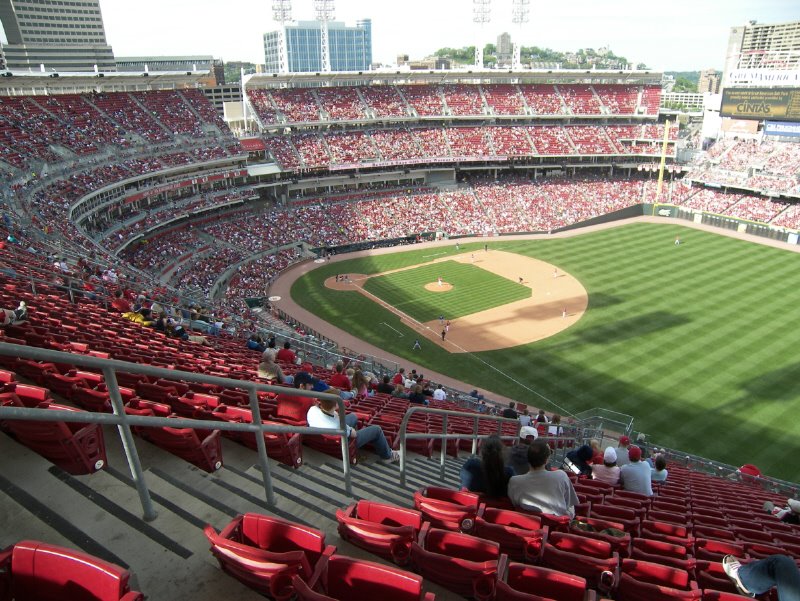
[139,421,222,472]
[542,531,618,592]
[335,500,422,565]
[3,382,52,407]
[413,486,480,531]
[410,525,501,599]
[134,381,179,404]
[204,513,333,601]
[474,507,547,561]
[71,387,112,413]
[694,539,745,562]
[701,592,755,601]
[292,553,435,601]
[0,539,143,600]
[4,403,106,474]
[211,405,302,468]
[617,559,701,601]
[495,559,598,601]
[570,516,632,556]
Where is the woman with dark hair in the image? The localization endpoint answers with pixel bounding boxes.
[459,435,514,498]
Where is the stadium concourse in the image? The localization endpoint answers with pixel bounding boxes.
[0,72,800,599]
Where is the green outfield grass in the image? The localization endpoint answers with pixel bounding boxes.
[291,223,800,482]
[362,260,530,322]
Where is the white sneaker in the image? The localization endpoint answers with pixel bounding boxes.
[381,450,401,463]
[723,555,755,598]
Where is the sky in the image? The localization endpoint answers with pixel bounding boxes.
[4,0,800,71]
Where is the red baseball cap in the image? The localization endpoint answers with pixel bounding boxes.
[628,445,642,461]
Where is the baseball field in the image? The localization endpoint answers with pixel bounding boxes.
[291,222,800,482]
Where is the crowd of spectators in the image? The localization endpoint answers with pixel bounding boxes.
[262,124,678,170]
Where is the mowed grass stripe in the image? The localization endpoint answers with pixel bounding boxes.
[293,223,800,481]
[362,261,530,322]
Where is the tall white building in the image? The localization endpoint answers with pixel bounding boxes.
[0,0,115,72]
[723,19,800,86]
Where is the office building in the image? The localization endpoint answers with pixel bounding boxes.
[264,19,372,73]
[0,0,115,72]
[496,32,512,66]
[698,69,721,94]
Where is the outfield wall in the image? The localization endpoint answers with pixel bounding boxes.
[646,204,799,245]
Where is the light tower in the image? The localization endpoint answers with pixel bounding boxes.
[473,0,491,69]
[314,0,336,72]
[272,0,293,73]
[511,0,529,70]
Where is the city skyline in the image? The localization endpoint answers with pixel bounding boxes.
[1,0,798,71]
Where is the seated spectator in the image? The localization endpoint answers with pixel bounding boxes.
[762,499,800,525]
[590,438,603,464]
[408,384,429,405]
[432,384,447,401]
[508,440,579,518]
[535,409,549,423]
[122,307,155,327]
[351,368,370,398]
[460,435,514,498]
[470,389,485,401]
[518,407,532,427]
[276,341,296,364]
[0,301,27,326]
[392,368,406,385]
[258,349,293,385]
[110,290,131,313]
[547,414,563,436]
[328,361,352,390]
[651,454,668,482]
[375,375,394,394]
[564,444,593,478]
[592,447,621,486]
[165,318,189,341]
[619,445,653,496]
[293,370,353,400]
[509,430,535,476]
[723,554,800,600]
[502,401,518,419]
[247,334,266,352]
[616,435,631,466]
[391,383,408,398]
[304,384,400,463]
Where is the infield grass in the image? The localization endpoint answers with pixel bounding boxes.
[291,223,800,482]
[362,260,530,322]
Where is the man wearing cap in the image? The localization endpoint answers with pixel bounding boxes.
[619,445,653,496]
[508,440,579,517]
[616,435,631,467]
[299,372,400,463]
[293,371,354,401]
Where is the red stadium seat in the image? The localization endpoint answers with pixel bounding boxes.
[139,421,222,472]
[204,513,333,601]
[410,525,501,599]
[211,405,303,468]
[335,500,422,565]
[413,486,480,531]
[495,559,598,601]
[542,532,618,591]
[0,539,143,600]
[4,403,106,474]
[474,507,548,561]
[292,553,435,601]
[616,559,701,601]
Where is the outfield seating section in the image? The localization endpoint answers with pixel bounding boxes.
[0,540,144,600]
[247,84,658,124]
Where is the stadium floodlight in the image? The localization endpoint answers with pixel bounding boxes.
[314,0,336,73]
[511,0,529,71]
[272,0,292,73]
[473,0,491,69]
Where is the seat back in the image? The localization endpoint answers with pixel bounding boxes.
[11,540,140,601]
[324,555,426,601]
[275,393,316,424]
[240,513,326,565]
[499,563,593,601]
[336,502,421,565]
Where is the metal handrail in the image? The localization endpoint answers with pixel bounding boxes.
[397,406,579,487]
[0,343,352,520]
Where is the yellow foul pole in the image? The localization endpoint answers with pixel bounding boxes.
[654,119,671,212]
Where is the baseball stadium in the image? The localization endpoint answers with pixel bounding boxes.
[0,4,799,601]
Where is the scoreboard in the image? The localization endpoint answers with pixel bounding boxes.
[720,88,800,121]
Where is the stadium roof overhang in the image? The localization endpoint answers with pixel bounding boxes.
[0,70,212,96]
[244,68,663,89]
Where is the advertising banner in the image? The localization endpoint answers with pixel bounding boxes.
[720,88,800,121]
[720,118,759,134]
[764,120,800,137]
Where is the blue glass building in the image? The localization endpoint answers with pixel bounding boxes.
[264,19,372,73]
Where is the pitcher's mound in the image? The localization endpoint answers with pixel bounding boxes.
[425,282,453,292]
